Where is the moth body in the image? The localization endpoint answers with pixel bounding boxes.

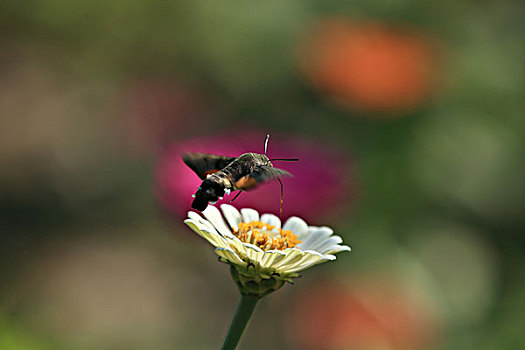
[183,152,290,211]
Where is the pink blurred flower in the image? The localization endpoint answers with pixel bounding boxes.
[287,278,438,350]
[155,131,356,222]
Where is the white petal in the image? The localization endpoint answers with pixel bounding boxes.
[225,237,248,256]
[242,243,265,265]
[313,235,344,252]
[282,217,308,238]
[184,219,229,248]
[282,253,336,274]
[280,251,324,273]
[260,214,281,232]
[202,206,236,239]
[272,248,305,271]
[241,243,262,253]
[259,250,287,269]
[240,208,259,223]
[297,226,333,251]
[220,204,242,231]
[187,211,203,222]
[321,245,351,255]
[184,219,212,238]
[215,247,246,266]
[187,211,218,235]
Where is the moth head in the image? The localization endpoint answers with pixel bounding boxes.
[251,153,272,166]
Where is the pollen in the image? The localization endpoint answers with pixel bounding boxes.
[233,221,302,251]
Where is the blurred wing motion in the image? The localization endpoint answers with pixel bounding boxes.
[183,153,236,180]
[234,166,291,191]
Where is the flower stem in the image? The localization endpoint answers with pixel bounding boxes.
[221,294,259,350]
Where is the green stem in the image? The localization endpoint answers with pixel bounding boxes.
[221,294,259,350]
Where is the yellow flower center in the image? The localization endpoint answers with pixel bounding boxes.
[233,221,301,251]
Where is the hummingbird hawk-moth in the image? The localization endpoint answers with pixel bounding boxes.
[182,135,298,212]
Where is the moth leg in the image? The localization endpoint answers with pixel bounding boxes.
[229,191,243,204]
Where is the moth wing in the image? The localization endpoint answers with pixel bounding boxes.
[182,153,236,180]
[251,166,292,182]
[234,165,292,191]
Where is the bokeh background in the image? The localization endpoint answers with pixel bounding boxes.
[1,1,524,349]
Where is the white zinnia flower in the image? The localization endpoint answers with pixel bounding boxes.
[184,204,350,297]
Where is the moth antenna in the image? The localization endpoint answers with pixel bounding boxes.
[264,134,270,155]
[277,176,284,220]
[269,158,299,162]
[230,191,243,204]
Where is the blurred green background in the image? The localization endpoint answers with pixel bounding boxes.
[1,0,524,349]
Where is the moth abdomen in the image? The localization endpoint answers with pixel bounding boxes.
[191,192,210,211]
[191,176,229,211]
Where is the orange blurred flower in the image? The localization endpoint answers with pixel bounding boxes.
[298,18,439,115]
[287,278,438,350]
